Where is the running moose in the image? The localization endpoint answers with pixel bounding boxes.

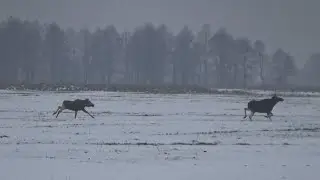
[53,99,95,119]
[243,94,284,121]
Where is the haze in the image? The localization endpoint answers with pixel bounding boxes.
[0,0,319,67]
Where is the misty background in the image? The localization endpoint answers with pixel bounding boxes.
[0,0,319,89]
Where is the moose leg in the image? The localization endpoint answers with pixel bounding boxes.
[56,109,62,118]
[82,109,94,119]
[74,110,78,119]
[266,112,272,121]
[264,112,273,118]
[243,108,248,119]
[249,111,255,121]
[53,106,61,115]
[55,106,65,118]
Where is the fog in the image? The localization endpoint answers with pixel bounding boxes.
[0,0,319,89]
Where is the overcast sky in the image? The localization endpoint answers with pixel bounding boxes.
[0,0,319,67]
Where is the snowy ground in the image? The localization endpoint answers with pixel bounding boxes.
[0,90,320,180]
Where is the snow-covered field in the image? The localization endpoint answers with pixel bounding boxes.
[0,90,320,180]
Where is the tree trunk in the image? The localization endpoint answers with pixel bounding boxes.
[203,60,208,87]
[233,64,238,87]
[107,74,111,86]
[259,54,264,86]
[243,57,247,89]
[172,63,177,85]
[181,71,188,85]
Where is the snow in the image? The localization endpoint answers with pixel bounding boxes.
[0,90,320,180]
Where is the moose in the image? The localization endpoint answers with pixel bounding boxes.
[243,94,284,121]
[53,98,95,119]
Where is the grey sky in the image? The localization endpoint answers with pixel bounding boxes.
[0,0,319,67]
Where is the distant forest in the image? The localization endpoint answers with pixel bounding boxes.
[0,17,318,89]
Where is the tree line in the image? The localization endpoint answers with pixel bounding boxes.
[0,17,318,89]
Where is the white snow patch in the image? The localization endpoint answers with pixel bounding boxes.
[0,90,320,180]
